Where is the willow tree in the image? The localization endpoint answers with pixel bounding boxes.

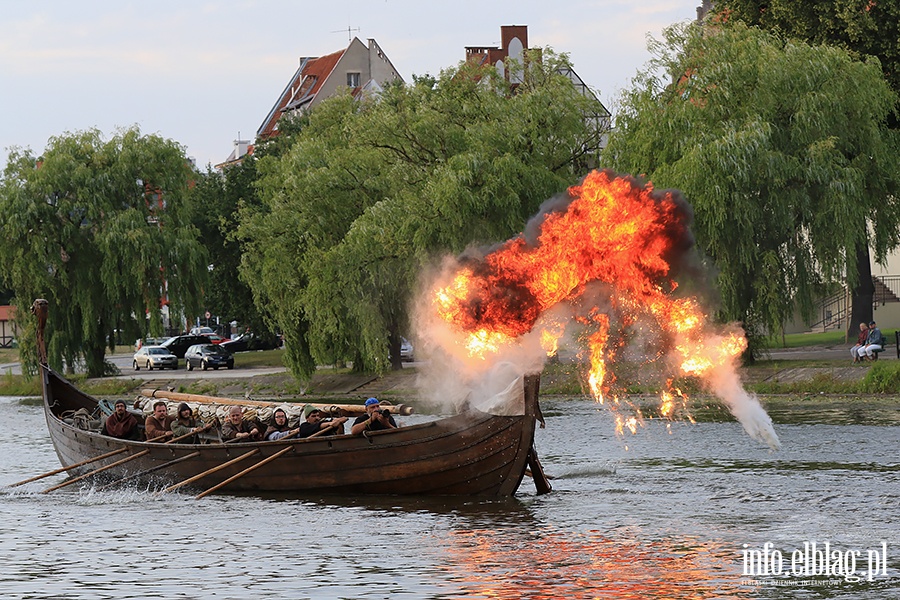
[239,51,609,379]
[188,158,279,344]
[714,0,900,94]
[605,22,900,350]
[0,127,207,376]
[713,0,900,335]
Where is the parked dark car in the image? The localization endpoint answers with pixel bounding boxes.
[184,344,235,371]
[219,332,282,353]
[219,333,251,353]
[159,334,210,358]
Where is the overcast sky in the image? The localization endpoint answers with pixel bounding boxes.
[0,1,701,169]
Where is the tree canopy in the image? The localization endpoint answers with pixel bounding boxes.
[714,0,900,95]
[238,52,609,379]
[605,22,900,347]
[187,157,280,344]
[713,0,900,333]
[0,127,207,376]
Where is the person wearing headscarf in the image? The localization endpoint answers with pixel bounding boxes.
[851,322,869,363]
[170,403,205,442]
[264,408,299,441]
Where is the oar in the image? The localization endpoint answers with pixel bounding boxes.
[96,451,201,491]
[160,448,260,494]
[168,422,216,444]
[42,449,154,493]
[9,446,130,488]
[15,419,211,489]
[308,421,341,437]
[39,430,189,494]
[195,445,294,499]
[195,421,349,499]
[190,425,319,499]
[88,423,215,492]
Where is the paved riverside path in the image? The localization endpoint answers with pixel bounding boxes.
[0,345,891,392]
[764,344,897,362]
[743,343,896,385]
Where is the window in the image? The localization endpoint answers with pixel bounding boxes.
[347,72,360,88]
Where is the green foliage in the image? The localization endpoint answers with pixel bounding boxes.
[712,1,900,334]
[187,159,277,340]
[79,377,141,396]
[0,127,208,376]
[0,370,135,397]
[714,0,900,97]
[538,361,588,395]
[232,348,284,368]
[0,372,40,396]
[771,331,848,348]
[750,372,861,395]
[606,22,900,347]
[0,347,18,365]
[180,381,219,396]
[861,361,900,393]
[239,51,609,380]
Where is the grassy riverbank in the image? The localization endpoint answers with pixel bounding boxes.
[2,331,898,401]
[3,351,900,402]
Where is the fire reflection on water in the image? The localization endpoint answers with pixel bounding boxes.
[439,527,745,599]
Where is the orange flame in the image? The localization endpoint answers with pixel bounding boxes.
[430,170,750,436]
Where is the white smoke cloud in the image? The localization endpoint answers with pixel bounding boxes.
[701,359,781,450]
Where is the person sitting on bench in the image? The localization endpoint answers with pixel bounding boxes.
[851,322,869,363]
[298,409,347,438]
[858,320,885,361]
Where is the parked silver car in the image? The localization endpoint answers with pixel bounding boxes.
[190,326,216,336]
[133,346,178,370]
[400,338,414,362]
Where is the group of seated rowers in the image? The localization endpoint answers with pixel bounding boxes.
[103,396,397,443]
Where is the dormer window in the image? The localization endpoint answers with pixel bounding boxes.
[347,72,360,88]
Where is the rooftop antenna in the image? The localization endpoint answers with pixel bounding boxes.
[331,26,360,42]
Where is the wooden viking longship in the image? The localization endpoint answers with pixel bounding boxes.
[29,300,551,497]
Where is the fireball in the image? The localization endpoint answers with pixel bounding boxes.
[428,170,779,449]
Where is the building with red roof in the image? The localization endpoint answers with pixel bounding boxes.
[257,37,402,141]
[217,37,402,169]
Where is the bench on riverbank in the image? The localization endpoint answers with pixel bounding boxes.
[865,330,896,360]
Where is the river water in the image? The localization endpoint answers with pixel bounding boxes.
[1,394,898,599]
